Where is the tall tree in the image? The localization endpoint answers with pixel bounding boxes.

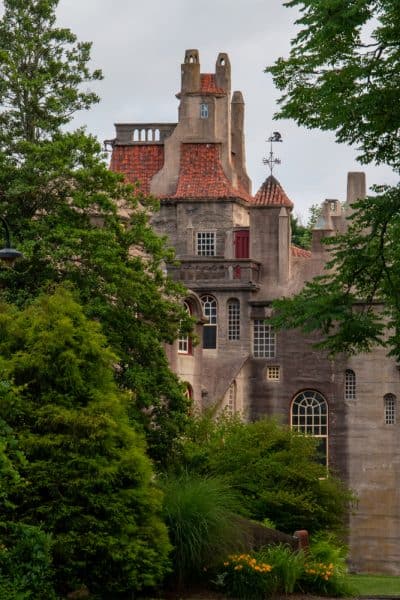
[0,287,171,597]
[266,0,400,359]
[0,0,191,462]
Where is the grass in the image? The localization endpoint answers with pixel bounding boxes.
[348,573,400,595]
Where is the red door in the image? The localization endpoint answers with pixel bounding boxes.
[234,229,249,259]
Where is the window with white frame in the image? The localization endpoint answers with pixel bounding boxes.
[200,103,209,119]
[201,295,217,349]
[228,299,240,340]
[178,302,191,354]
[291,390,328,466]
[253,320,276,358]
[345,369,356,400]
[197,231,216,256]
[384,393,396,425]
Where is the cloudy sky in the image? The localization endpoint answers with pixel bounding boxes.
[6,1,399,218]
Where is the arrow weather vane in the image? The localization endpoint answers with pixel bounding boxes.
[263,131,283,175]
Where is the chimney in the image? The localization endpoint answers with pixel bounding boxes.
[181,49,200,94]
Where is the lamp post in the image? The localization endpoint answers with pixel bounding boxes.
[0,216,23,266]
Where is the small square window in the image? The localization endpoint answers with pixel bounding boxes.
[197,231,216,256]
[266,366,280,381]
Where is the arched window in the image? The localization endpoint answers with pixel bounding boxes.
[178,302,192,354]
[345,369,356,400]
[224,381,236,415]
[384,394,396,425]
[201,295,217,349]
[200,103,209,119]
[184,383,193,401]
[227,298,240,340]
[291,390,328,466]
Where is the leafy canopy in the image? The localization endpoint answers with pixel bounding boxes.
[0,0,102,145]
[267,0,400,358]
[0,0,191,462]
[0,287,171,597]
[267,0,400,169]
[174,412,352,534]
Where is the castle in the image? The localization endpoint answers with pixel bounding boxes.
[109,50,400,574]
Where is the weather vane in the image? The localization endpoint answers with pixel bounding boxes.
[263,131,283,175]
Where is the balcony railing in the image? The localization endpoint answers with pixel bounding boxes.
[169,257,261,288]
[114,123,177,144]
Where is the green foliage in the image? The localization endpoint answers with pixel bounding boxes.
[259,544,305,593]
[0,523,56,600]
[299,534,356,597]
[0,0,102,145]
[217,538,355,599]
[161,473,247,588]
[0,0,191,464]
[267,0,400,169]
[0,287,171,597]
[291,204,321,249]
[215,553,275,600]
[175,412,352,534]
[272,185,400,359]
[267,1,400,359]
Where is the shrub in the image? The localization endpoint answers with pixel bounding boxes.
[0,522,56,599]
[177,411,353,535]
[298,534,356,597]
[0,288,171,597]
[162,473,247,588]
[215,553,275,600]
[258,543,305,593]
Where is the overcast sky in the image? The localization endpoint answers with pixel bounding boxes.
[4,1,399,219]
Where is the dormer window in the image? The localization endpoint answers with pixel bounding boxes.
[200,103,209,119]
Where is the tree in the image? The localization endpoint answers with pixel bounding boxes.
[174,413,352,535]
[291,204,321,249]
[0,0,191,462]
[0,287,171,597]
[266,0,400,359]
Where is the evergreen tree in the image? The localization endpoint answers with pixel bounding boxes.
[266,1,400,358]
[0,0,190,461]
[0,287,171,597]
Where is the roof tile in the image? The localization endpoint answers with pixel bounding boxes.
[110,145,164,195]
[291,245,312,258]
[170,143,252,201]
[252,174,294,208]
[200,74,226,95]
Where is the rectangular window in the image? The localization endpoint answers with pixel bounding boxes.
[178,335,189,354]
[197,232,216,256]
[203,325,217,349]
[228,300,240,340]
[266,366,280,381]
[253,320,276,358]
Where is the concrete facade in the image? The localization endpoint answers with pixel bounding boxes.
[109,50,400,575]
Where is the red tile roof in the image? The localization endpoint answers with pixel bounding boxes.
[110,145,164,195]
[291,245,312,258]
[252,175,294,208]
[199,74,226,95]
[170,143,252,201]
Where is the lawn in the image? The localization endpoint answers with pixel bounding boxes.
[348,574,400,595]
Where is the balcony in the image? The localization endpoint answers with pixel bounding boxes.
[169,257,261,291]
[113,123,177,144]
